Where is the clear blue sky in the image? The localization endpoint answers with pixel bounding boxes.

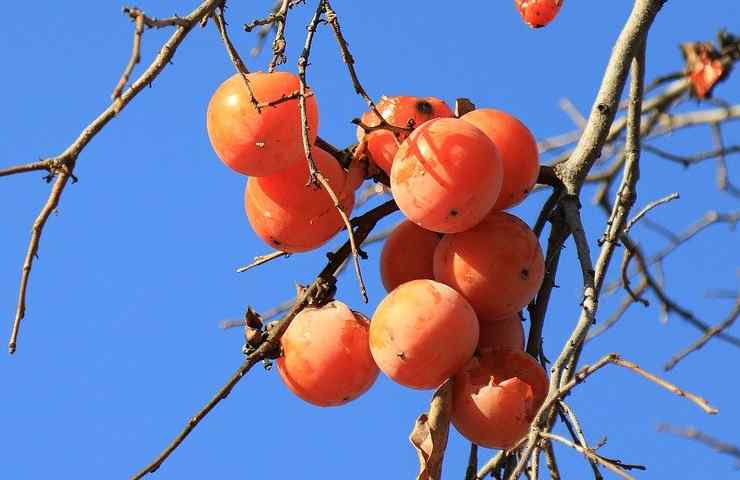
[1,1,738,478]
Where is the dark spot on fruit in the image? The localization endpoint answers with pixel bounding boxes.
[450,208,459,217]
[271,237,282,246]
[416,100,433,115]
[397,351,406,360]
[342,396,350,402]
[521,268,529,279]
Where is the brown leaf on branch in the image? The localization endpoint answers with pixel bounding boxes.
[409,379,453,480]
[681,41,728,99]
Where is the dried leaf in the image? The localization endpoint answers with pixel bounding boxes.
[681,42,727,99]
[409,379,453,480]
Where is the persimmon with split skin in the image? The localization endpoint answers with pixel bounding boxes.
[434,211,544,319]
[390,117,503,233]
[461,108,539,210]
[514,0,563,28]
[369,279,479,390]
[477,312,525,352]
[452,348,548,449]
[356,96,453,175]
[380,220,441,293]
[277,301,379,407]
[245,147,354,252]
[207,71,319,176]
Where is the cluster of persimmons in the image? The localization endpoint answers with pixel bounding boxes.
[206,70,548,449]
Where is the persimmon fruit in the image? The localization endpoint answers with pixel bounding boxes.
[461,108,539,210]
[356,96,453,175]
[452,347,548,449]
[477,312,526,352]
[380,220,441,293]
[433,211,544,319]
[390,117,503,233]
[514,0,563,29]
[207,71,319,176]
[277,301,379,407]
[369,279,479,390]
[245,147,354,252]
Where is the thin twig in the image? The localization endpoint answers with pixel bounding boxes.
[268,0,290,71]
[324,0,409,139]
[642,144,740,166]
[112,10,145,100]
[294,1,367,302]
[664,298,740,370]
[623,192,680,234]
[9,167,73,354]
[465,444,478,480]
[558,400,603,479]
[236,250,290,273]
[540,433,635,480]
[710,122,740,197]
[657,424,740,463]
[212,4,260,111]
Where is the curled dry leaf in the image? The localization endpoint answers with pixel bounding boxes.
[409,379,453,480]
[681,41,728,99]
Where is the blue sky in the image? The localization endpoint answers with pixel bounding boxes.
[1,1,738,478]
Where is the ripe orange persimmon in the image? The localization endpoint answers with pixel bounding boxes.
[369,279,479,390]
[207,71,319,176]
[433,211,544,319]
[461,109,539,210]
[380,220,441,293]
[356,96,453,175]
[277,301,379,407]
[390,117,503,233]
[514,0,563,29]
[245,147,354,252]
[477,312,525,352]
[452,348,547,449]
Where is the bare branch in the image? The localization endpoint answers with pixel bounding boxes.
[664,298,740,370]
[324,0,409,139]
[464,443,478,480]
[642,143,740,166]
[9,166,74,354]
[624,192,680,234]
[658,424,740,464]
[132,199,399,478]
[112,9,145,100]
[6,0,224,353]
[0,158,56,178]
[236,250,290,273]
[540,433,635,480]
[587,280,648,341]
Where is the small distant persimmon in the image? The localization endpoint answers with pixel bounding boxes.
[207,71,319,176]
[514,0,563,28]
[278,301,379,407]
